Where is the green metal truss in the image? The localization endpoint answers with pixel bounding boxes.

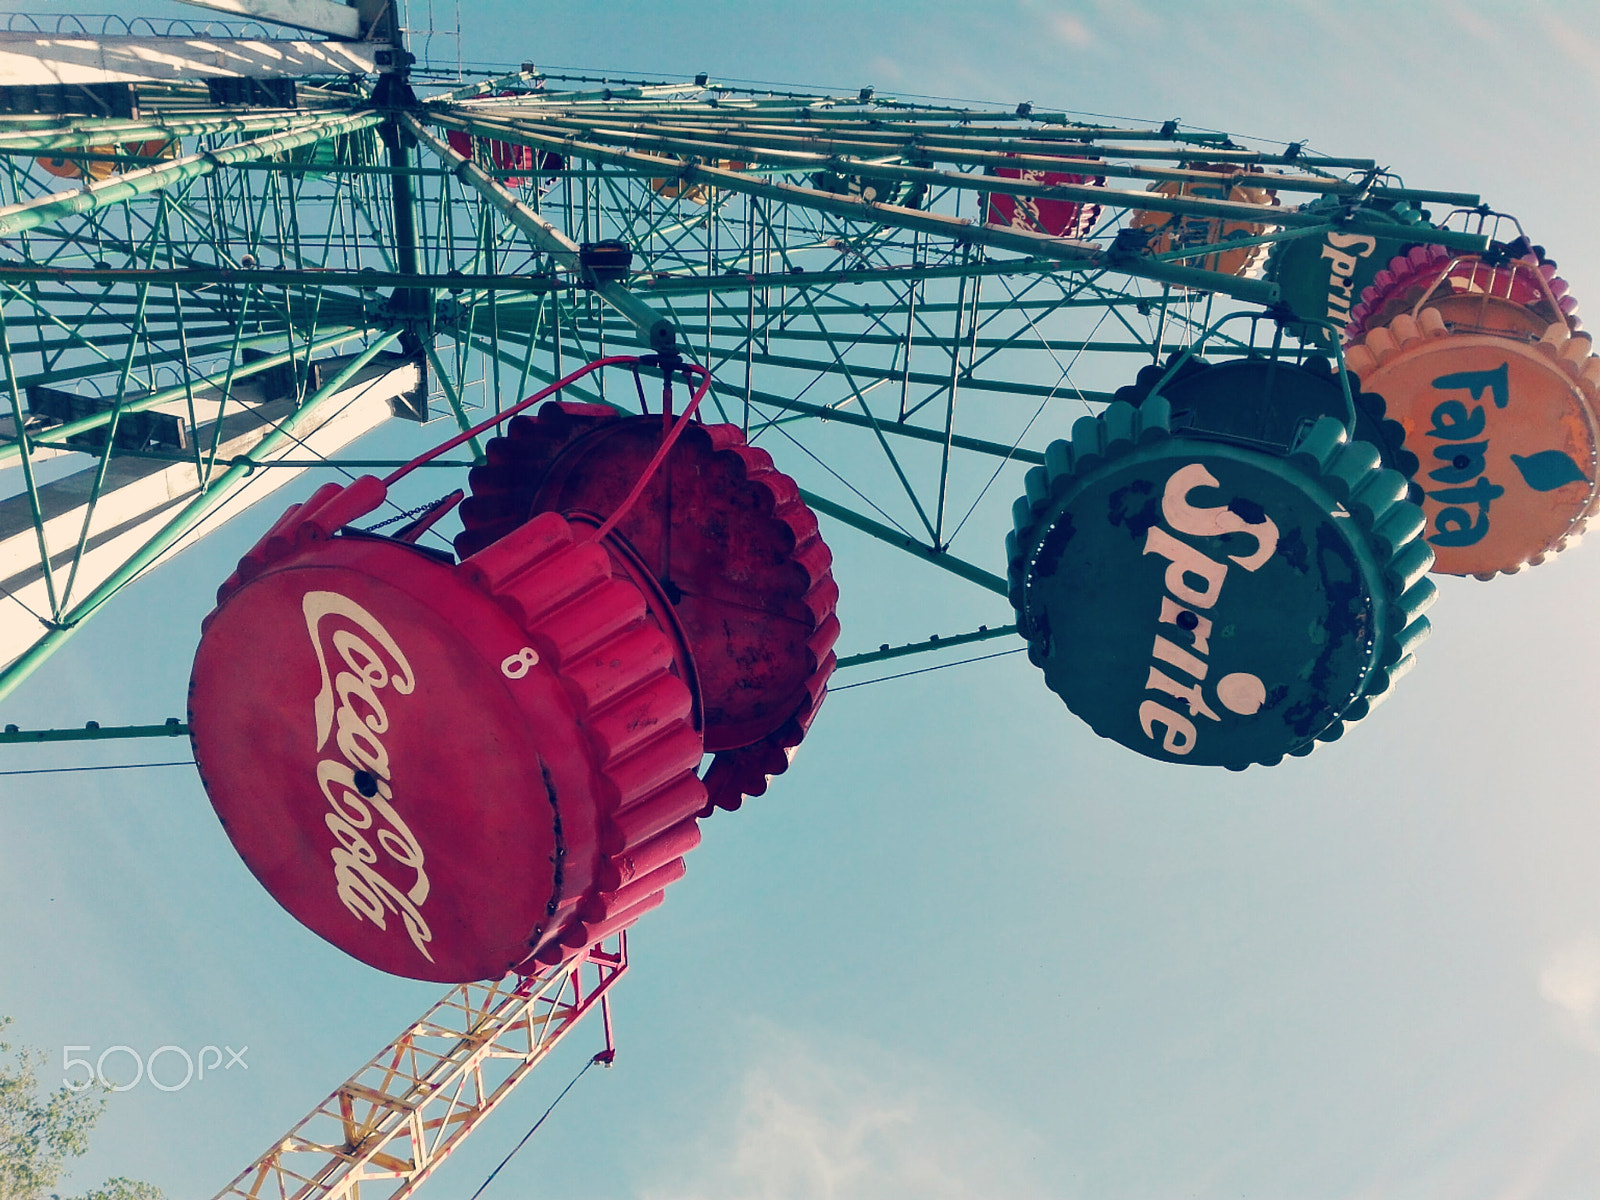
[0,49,1490,708]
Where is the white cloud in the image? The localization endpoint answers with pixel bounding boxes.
[1086,0,1158,34]
[640,1026,1050,1200]
[1046,14,1094,49]
[1539,934,1600,1051]
[1448,6,1501,44]
[1533,9,1600,85]
[867,56,905,86]
[1016,0,1095,50]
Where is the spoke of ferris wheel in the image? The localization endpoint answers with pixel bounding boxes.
[0,111,348,156]
[213,938,628,1200]
[439,65,544,103]
[459,315,1064,468]
[0,324,370,475]
[446,100,1482,210]
[434,94,1490,241]
[4,309,332,400]
[3,155,393,286]
[426,113,1279,302]
[465,113,1270,214]
[450,325,1014,594]
[403,113,681,354]
[0,128,386,277]
[474,310,1115,406]
[53,277,157,614]
[515,110,1367,181]
[0,327,300,415]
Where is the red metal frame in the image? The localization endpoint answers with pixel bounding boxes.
[383,356,713,533]
[215,935,629,1200]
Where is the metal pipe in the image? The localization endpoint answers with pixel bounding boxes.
[378,117,421,279]
[421,337,486,461]
[490,106,1381,169]
[0,720,187,743]
[512,103,1363,162]
[0,265,561,291]
[439,67,544,101]
[0,110,340,153]
[445,111,1491,251]
[0,111,382,241]
[427,112,1286,304]
[481,83,701,106]
[835,623,1019,669]
[471,112,1343,200]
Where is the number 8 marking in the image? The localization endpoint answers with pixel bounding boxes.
[501,647,539,679]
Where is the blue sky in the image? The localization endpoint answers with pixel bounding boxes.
[6,3,1600,1198]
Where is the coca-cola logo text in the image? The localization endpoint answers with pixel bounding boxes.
[302,590,434,962]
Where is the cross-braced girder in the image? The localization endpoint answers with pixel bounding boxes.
[214,937,628,1200]
[0,59,1489,715]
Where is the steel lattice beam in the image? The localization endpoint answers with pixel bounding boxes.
[215,938,627,1200]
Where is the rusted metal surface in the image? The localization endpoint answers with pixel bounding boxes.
[457,399,839,809]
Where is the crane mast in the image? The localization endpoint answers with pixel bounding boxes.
[215,936,627,1200]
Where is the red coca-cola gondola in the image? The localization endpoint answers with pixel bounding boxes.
[189,358,837,982]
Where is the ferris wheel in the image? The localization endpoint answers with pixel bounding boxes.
[1,1,1593,1196]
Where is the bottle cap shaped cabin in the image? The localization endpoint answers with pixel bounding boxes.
[1007,358,1435,769]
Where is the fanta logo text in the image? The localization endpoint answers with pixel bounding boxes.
[1424,363,1508,548]
[1136,464,1277,756]
[303,590,434,962]
[1318,231,1377,328]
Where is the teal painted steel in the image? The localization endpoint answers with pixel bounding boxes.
[1008,394,1435,769]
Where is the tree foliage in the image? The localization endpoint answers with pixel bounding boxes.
[0,1018,164,1200]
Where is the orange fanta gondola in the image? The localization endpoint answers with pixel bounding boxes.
[1346,250,1600,579]
[651,158,748,205]
[36,138,174,183]
[37,146,116,182]
[1128,162,1280,280]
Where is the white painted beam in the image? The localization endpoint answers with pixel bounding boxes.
[0,360,419,671]
[173,0,360,39]
[0,35,376,87]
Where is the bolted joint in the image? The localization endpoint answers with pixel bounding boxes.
[371,70,420,113]
[648,323,678,355]
[382,288,434,327]
[434,295,466,327]
[1108,226,1155,263]
[579,240,633,289]
[372,48,418,71]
